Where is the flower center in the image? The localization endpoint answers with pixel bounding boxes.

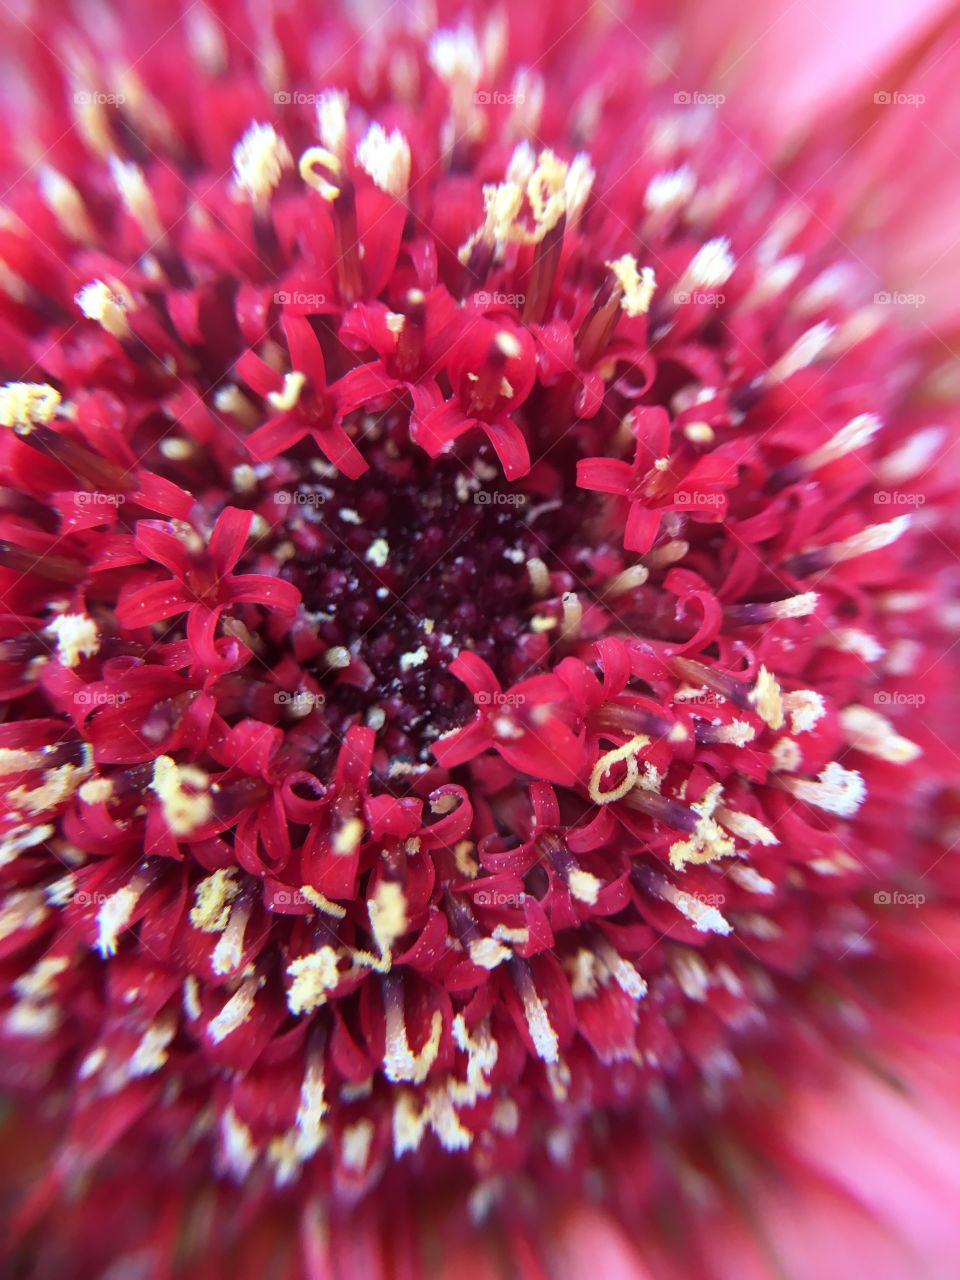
[266,436,593,775]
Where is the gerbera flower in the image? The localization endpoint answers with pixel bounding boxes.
[1,1,959,1276]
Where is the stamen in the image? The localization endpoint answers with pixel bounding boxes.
[109,157,164,242]
[45,612,99,667]
[605,255,657,316]
[298,146,342,201]
[368,880,408,959]
[96,874,149,957]
[287,947,341,1014]
[266,370,306,412]
[355,123,411,198]
[208,975,261,1043]
[783,761,866,817]
[151,756,212,835]
[316,89,349,158]
[190,868,240,933]
[382,976,443,1083]
[839,705,922,765]
[716,807,778,846]
[39,167,96,242]
[0,382,62,430]
[750,665,785,731]
[768,321,835,383]
[656,877,732,935]
[511,958,559,1063]
[232,122,293,207]
[212,899,252,974]
[76,279,133,338]
[587,734,650,804]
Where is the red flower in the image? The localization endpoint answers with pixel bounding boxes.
[577,406,748,552]
[117,507,301,666]
[0,1,959,1277]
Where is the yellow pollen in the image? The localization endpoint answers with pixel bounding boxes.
[151,756,212,836]
[75,279,133,338]
[751,665,785,731]
[368,881,408,958]
[316,89,349,157]
[839,705,922,765]
[299,145,342,201]
[384,1003,443,1084]
[0,382,61,430]
[233,122,293,205]
[332,816,364,855]
[287,947,341,1015]
[266,370,306,412]
[46,612,99,667]
[299,885,347,918]
[355,124,411,198]
[588,734,650,805]
[190,867,240,933]
[606,255,657,316]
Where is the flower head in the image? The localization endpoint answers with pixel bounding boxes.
[1,0,960,1275]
